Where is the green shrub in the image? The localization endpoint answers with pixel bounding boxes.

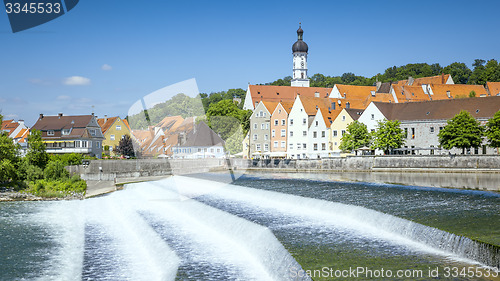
[25,164,44,182]
[0,159,17,183]
[44,161,70,180]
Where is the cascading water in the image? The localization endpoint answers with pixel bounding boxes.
[163,176,500,269]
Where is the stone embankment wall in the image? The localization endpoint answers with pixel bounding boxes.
[68,158,229,182]
[232,155,500,172]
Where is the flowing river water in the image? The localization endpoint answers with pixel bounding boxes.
[0,171,499,280]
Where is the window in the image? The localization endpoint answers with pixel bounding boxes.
[322,143,326,150]
[253,134,257,140]
[278,109,282,114]
[254,123,257,129]
[303,118,306,125]
[446,91,451,98]
[333,130,338,137]
[315,121,318,126]
[264,144,269,151]
[341,130,346,136]
[297,143,301,149]
[110,134,115,140]
[430,127,434,133]
[88,141,92,148]
[48,130,55,136]
[274,119,278,126]
[371,114,375,120]
[290,119,294,126]
[315,92,320,97]
[303,131,307,136]
[261,124,265,130]
[75,141,81,147]
[281,129,286,137]
[259,110,263,117]
[266,123,269,129]
[90,129,96,136]
[289,143,293,150]
[82,141,88,147]
[314,144,318,151]
[404,128,408,138]
[109,145,113,151]
[272,130,275,137]
[342,115,346,121]
[313,132,317,138]
[62,129,70,135]
[290,131,294,137]
[303,143,307,149]
[411,128,415,139]
[264,134,268,140]
[346,102,350,109]
[281,141,286,148]
[321,131,325,138]
[116,125,121,131]
[282,119,286,126]
[256,144,261,151]
[274,141,278,148]
[96,142,101,148]
[439,127,443,131]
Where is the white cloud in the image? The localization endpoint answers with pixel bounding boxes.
[56,95,71,101]
[101,64,112,71]
[63,76,91,86]
[28,78,52,86]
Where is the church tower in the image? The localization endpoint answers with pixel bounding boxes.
[291,25,310,87]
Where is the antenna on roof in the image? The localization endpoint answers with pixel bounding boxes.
[91,105,95,115]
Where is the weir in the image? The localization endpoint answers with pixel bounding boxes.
[165,176,500,269]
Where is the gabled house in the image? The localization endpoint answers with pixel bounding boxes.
[171,121,225,159]
[97,115,132,155]
[330,108,364,153]
[1,119,29,155]
[270,101,293,157]
[32,113,105,158]
[243,84,332,110]
[307,107,335,158]
[358,97,500,155]
[248,101,278,158]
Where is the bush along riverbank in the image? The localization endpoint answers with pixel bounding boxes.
[0,126,89,201]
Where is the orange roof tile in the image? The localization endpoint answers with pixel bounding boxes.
[261,101,280,114]
[486,82,500,96]
[156,115,184,133]
[392,84,430,102]
[97,117,118,134]
[397,74,451,86]
[249,85,332,104]
[430,84,488,100]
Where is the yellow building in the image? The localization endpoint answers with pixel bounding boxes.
[330,108,364,152]
[97,116,132,156]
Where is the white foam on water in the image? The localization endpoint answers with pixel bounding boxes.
[163,176,498,269]
[123,181,311,281]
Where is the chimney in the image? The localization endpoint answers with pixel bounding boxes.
[58,113,63,119]
[442,73,445,84]
[18,120,24,126]
[408,77,414,86]
[39,114,44,119]
[376,81,382,91]
[104,115,108,123]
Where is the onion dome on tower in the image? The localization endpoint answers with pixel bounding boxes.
[292,25,308,53]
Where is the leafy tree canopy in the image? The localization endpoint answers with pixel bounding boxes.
[485,110,500,148]
[371,119,405,154]
[26,129,49,169]
[339,121,371,152]
[438,110,484,153]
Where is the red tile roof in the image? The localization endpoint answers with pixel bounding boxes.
[249,85,332,104]
[486,82,500,96]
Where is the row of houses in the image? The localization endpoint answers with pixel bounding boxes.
[2,113,132,159]
[244,77,500,158]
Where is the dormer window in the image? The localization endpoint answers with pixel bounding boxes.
[446,91,451,98]
[47,130,54,136]
[90,129,96,136]
[315,92,319,98]
[62,129,71,135]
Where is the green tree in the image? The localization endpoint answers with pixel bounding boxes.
[44,161,70,180]
[438,110,484,154]
[0,159,17,183]
[339,121,371,152]
[442,62,472,84]
[485,110,500,149]
[225,125,244,155]
[26,129,49,169]
[115,134,135,157]
[371,120,405,154]
[206,100,246,140]
[469,90,476,98]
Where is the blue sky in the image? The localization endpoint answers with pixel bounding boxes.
[1,0,499,125]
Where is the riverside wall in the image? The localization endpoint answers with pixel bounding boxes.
[233,155,500,173]
[68,158,229,182]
